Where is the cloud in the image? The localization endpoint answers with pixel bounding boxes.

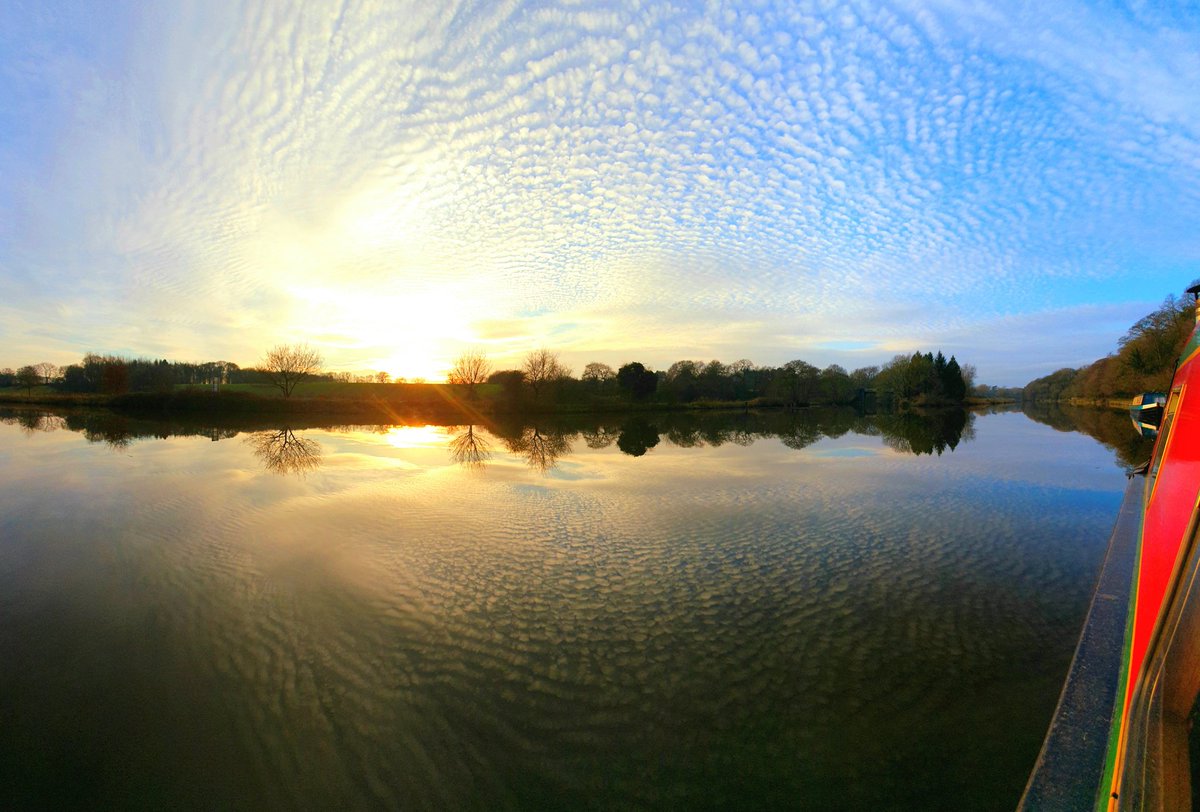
[0,0,1197,382]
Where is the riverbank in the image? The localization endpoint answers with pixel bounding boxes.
[1018,397,1133,411]
[1065,397,1134,409]
[0,384,992,420]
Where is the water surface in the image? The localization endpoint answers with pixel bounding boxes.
[0,407,1140,809]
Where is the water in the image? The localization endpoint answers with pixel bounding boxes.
[0,407,1143,810]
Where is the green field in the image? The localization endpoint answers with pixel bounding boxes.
[0,385,108,403]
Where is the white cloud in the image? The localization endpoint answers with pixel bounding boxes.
[0,0,1196,383]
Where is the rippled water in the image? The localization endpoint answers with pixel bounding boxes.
[0,408,1139,810]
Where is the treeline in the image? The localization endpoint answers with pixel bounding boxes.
[3,345,976,410]
[1023,289,1197,402]
[1,354,309,395]
[484,350,974,410]
[0,354,414,394]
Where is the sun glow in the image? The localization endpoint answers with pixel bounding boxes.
[381,425,452,449]
[364,292,469,380]
[289,285,480,381]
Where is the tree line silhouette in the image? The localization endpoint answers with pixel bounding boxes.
[479,348,973,410]
[3,343,975,411]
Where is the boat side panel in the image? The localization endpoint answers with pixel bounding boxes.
[1128,379,1200,716]
[1106,337,1200,804]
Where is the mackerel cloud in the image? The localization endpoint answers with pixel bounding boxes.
[1,0,1198,382]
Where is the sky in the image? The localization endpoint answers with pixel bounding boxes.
[1,1,1198,386]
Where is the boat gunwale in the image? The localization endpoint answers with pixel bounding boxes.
[1019,473,1146,810]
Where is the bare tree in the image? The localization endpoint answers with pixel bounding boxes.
[262,343,323,398]
[522,349,570,401]
[34,362,58,385]
[960,363,977,394]
[448,350,492,397]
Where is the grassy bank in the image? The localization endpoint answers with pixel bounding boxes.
[0,387,766,420]
[0,382,978,420]
[1065,397,1134,410]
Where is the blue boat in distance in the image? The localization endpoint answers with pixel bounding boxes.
[1129,392,1166,438]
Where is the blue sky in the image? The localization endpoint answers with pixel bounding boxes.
[2,1,1198,385]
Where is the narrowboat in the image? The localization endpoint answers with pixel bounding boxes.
[1022,283,1200,810]
[1129,392,1167,438]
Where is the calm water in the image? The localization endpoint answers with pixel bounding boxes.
[0,407,1143,810]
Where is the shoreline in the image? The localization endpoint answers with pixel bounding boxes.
[0,387,1002,422]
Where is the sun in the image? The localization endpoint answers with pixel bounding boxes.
[392,300,475,377]
[353,294,467,380]
[289,285,476,381]
[378,344,446,382]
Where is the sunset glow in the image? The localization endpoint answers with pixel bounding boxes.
[381,425,454,450]
[289,286,479,381]
[2,2,1199,384]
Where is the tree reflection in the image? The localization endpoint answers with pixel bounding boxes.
[9,410,66,436]
[875,410,971,456]
[1,405,989,468]
[246,428,322,475]
[1022,402,1154,468]
[69,412,134,449]
[665,423,703,448]
[504,426,572,472]
[581,426,619,449]
[449,424,493,468]
[777,419,823,450]
[616,418,660,457]
[486,408,979,463]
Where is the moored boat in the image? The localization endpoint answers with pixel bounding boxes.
[1023,283,1200,809]
[1129,392,1167,438]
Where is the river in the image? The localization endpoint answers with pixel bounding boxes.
[0,406,1147,809]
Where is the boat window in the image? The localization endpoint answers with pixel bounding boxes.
[1145,386,1183,505]
[1151,414,1174,478]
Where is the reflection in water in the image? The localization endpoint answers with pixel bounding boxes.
[0,405,1133,810]
[616,418,660,457]
[452,408,977,471]
[642,408,972,456]
[0,407,248,449]
[777,419,824,450]
[1022,402,1155,469]
[876,409,973,456]
[66,411,135,449]
[448,424,492,468]
[5,410,67,436]
[0,405,978,473]
[502,425,572,472]
[245,428,323,475]
[581,426,619,449]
